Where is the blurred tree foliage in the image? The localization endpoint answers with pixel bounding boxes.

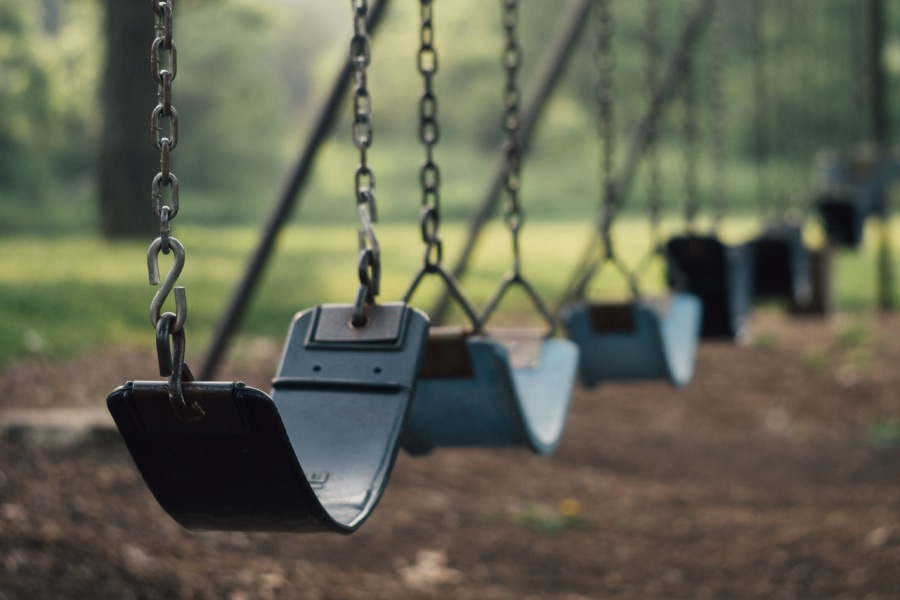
[0,0,897,233]
[0,0,98,195]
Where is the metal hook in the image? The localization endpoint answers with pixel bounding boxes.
[156,313,204,422]
[148,236,187,332]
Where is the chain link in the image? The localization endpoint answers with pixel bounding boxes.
[680,1,699,229]
[402,1,483,331]
[148,0,186,338]
[710,0,726,229]
[417,0,442,271]
[350,0,380,319]
[595,0,616,258]
[148,0,197,420]
[500,0,524,275]
[151,0,179,230]
[751,0,769,221]
[644,0,662,243]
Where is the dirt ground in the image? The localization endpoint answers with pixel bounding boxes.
[0,310,898,599]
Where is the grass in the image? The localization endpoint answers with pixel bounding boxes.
[2,215,900,367]
[865,418,900,452]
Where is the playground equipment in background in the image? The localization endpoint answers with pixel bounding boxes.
[402,0,577,455]
[561,0,701,387]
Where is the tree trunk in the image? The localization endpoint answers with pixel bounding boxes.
[98,0,158,239]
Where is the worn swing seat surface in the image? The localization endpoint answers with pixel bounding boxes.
[401,328,578,456]
[666,235,754,340]
[750,224,812,305]
[561,292,702,388]
[107,303,429,533]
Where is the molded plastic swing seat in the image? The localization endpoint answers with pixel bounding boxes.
[817,192,866,248]
[790,247,832,315]
[817,150,898,243]
[401,328,578,455]
[107,303,429,533]
[750,224,812,305]
[560,292,702,388]
[666,235,754,340]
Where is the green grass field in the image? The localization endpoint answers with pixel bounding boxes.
[0,216,897,367]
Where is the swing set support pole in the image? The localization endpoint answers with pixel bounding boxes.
[429,0,592,323]
[870,0,893,311]
[558,0,716,306]
[199,0,391,380]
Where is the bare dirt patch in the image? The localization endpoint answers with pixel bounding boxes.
[0,311,898,599]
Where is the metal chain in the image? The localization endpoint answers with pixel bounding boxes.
[417,0,442,272]
[751,0,769,222]
[151,0,179,250]
[350,0,381,323]
[596,0,616,258]
[710,0,726,229]
[851,0,870,139]
[500,0,524,276]
[644,0,661,245]
[680,1,699,229]
[403,0,482,331]
[148,0,201,421]
[792,0,813,217]
[480,0,557,334]
[148,0,186,336]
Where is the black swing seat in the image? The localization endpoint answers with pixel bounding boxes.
[401,327,578,456]
[107,303,429,533]
[666,235,754,341]
[749,224,812,306]
[561,292,702,388]
[815,151,898,248]
[816,190,866,248]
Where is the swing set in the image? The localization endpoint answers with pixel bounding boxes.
[561,0,702,387]
[105,0,892,534]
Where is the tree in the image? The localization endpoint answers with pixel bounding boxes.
[98,0,157,238]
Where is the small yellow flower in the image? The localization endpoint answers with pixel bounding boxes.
[559,497,582,519]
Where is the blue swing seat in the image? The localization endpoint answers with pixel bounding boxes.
[750,224,812,305]
[107,303,429,533]
[402,329,578,455]
[561,292,702,388]
[666,235,754,340]
[789,247,832,315]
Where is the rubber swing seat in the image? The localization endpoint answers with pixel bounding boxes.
[561,292,702,388]
[750,224,812,305]
[401,328,578,456]
[816,192,866,248]
[107,303,429,533]
[666,235,754,341]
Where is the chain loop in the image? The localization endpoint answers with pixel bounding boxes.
[681,2,699,230]
[150,0,181,242]
[350,0,380,314]
[144,0,197,421]
[417,0,442,272]
[402,0,482,332]
[500,0,525,277]
[595,0,617,260]
[644,0,662,245]
[751,0,769,222]
[710,0,727,229]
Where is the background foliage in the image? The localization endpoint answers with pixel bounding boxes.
[0,0,899,365]
[0,0,897,233]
